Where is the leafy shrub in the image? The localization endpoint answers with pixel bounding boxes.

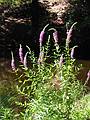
[1,22,90,120]
[12,23,90,120]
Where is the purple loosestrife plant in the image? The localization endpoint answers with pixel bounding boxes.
[39,24,49,49]
[48,28,59,52]
[19,44,23,63]
[39,31,45,48]
[53,30,58,44]
[48,28,58,44]
[70,46,78,59]
[11,51,15,71]
[87,70,90,79]
[84,70,90,85]
[23,52,28,70]
[66,22,77,48]
[53,30,59,52]
[59,54,64,67]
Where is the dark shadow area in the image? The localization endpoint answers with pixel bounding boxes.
[0,0,90,60]
[0,0,49,58]
[66,0,90,60]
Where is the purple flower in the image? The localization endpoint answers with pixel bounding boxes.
[39,24,49,48]
[11,51,15,71]
[59,54,64,67]
[84,70,90,85]
[87,70,90,79]
[39,31,45,47]
[70,46,78,59]
[23,52,28,69]
[19,44,23,63]
[66,22,77,47]
[53,31,58,44]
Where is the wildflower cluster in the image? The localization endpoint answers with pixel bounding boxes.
[11,44,28,70]
[10,22,90,120]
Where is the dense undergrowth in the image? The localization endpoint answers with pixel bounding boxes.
[0,23,90,120]
[0,0,32,7]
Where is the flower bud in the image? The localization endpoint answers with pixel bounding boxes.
[39,31,45,47]
[87,70,90,79]
[11,51,15,71]
[39,24,49,48]
[70,46,78,59]
[84,70,90,85]
[19,44,23,63]
[23,52,28,69]
[53,31,58,44]
[66,22,77,47]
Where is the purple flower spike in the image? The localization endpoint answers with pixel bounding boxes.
[71,46,78,59]
[39,24,49,48]
[59,54,64,67]
[84,70,90,85]
[66,22,77,47]
[23,52,28,69]
[39,30,45,47]
[53,31,58,44]
[19,44,23,63]
[87,70,90,79]
[11,51,15,71]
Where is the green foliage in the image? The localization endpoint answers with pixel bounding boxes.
[0,23,90,119]
[0,74,18,119]
[70,94,90,120]
[0,107,13,120]
[0,0,32,6]
[15,30,89,119]
[19,53,84,120]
